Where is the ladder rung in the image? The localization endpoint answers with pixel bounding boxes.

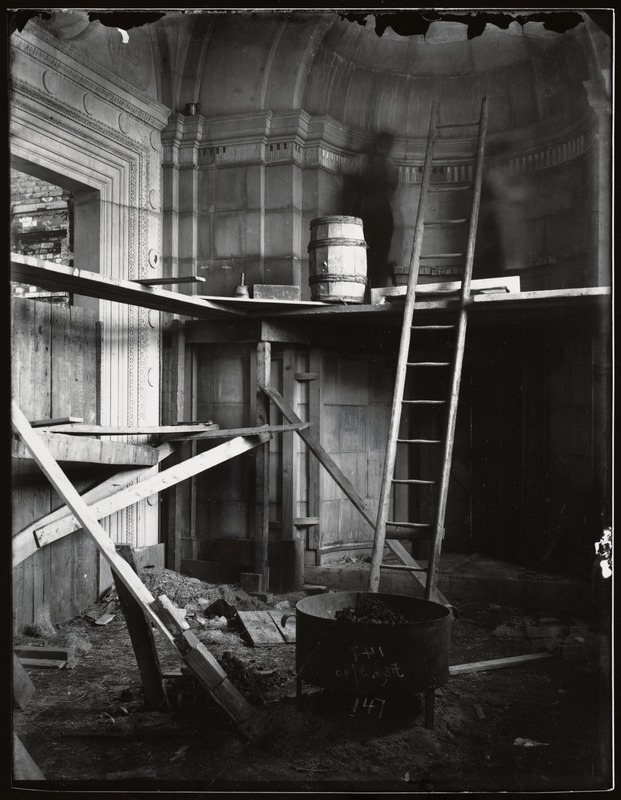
[392,478,436,485]
[384,524,433,541]
[420,253,464,259]
[429,183,472,192]
[436,121,479,129]
[380,563,427,572]
[387,521,431,528]
[407,361,450,367]
[402,399,446,404]
[396,438,442,444]
[411,324,455,331]
[424,219,468,226]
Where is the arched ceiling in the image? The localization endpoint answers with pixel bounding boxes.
[14,9,609,143]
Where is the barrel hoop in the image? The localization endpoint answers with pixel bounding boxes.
[310,216,363,227]
[308,237,368,251]
[309,274,367,285]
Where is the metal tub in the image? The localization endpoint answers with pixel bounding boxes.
[292,591,451,698]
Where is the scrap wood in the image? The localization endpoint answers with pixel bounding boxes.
[33,432,271,549]
[13,733,45,781]
[11,402,259,736]
[268,610,296,643]
[449,652,553,676]
[12,442,175,568]
[17,658,66,669]
[12,654,35,710]
[236,610,287,646]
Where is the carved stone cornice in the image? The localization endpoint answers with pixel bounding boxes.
[12,25,169,131]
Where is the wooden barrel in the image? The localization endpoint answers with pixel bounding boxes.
[308,216,368,303]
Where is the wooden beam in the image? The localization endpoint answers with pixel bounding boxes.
[449,652,553,676]
[33,433,272,549]
[12,431,159,466]
[29,416,84,427]
[114,544,168,709]
[133,276,205,286]
[12,443,174,567]
[12,401,172,623]
[262,385,451,606]
[262,385,373,525]
[10,253,245,319]
[36,423,218,436]
[255,342,271,590]
[155,421,310,442]
[11,402,257,732]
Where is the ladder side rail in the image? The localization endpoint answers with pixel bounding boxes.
[368,99,439,592]
[425,97,490,601]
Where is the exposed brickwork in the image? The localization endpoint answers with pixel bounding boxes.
[10,169,74,299]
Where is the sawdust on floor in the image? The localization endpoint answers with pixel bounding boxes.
[12,567,612,792]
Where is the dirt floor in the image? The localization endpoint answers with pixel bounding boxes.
[12,565,613,793]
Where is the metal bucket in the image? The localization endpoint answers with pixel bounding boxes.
[290,591,451,697]
[308,216,368,303]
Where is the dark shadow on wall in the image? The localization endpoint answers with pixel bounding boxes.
[341,132,399,295]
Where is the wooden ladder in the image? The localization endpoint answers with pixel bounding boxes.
[368,96,490,603]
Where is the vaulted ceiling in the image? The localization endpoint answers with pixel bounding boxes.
[16,10,611,144]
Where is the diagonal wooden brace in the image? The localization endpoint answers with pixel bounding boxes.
[261,385,453,609]
[11,401,259,734]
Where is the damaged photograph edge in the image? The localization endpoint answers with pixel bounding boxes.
[6,6,614,794]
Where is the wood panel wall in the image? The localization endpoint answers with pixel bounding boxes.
[11,298,102,632]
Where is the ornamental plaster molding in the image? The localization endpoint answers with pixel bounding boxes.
[12,78,151,165]
[12,28,169,132]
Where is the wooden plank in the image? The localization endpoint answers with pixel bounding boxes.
[114,544,167,709]
[12,653,35,710]
[37,423,218,435]
[449,652,553,676]
[12,443,175,567]
[17,658,66,669]
[255,342,271,589]
[268,610,296,643]
[12,432,159,466]
[13,734,45,780]
[237,610,286,646]
[370,275,521,304]
[155,421,309,442]
[13,646,74,662]
[133,275,206,285]
[11,403,257,731]
[34,434,271,549]
[10,253,245,319]
[29,416,84,427]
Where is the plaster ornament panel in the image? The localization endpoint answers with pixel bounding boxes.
[118,111,130,134]
[148,309,158,328]
[13,28,169,133]
[42,69,59,95]
[148,248,159,269]
[82,91,96,116]
[149,188,159,209]
[150,129,160,150]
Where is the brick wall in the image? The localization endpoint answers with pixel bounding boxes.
[11,169,74,298]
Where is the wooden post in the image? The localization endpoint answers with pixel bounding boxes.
[114,544,168,709]
[255,341,271,590]
[281,347,295,544]
[308,349,322,564]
